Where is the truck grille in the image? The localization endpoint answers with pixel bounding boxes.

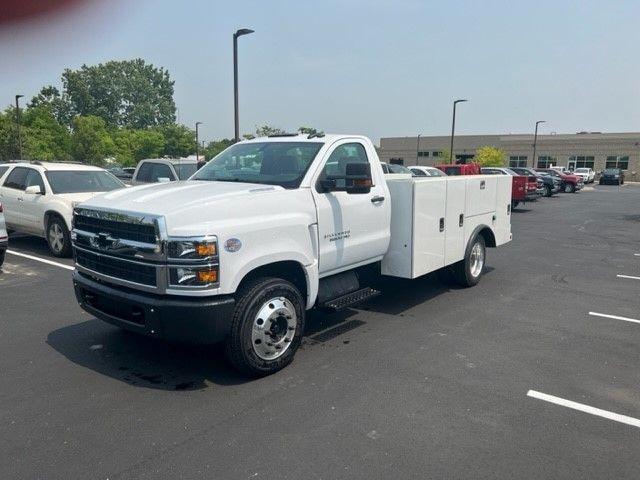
[76,249,157,287]
[74,213,157,244]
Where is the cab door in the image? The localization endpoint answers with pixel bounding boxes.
[311,140,390,276]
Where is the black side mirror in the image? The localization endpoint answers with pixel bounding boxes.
[319,162,373,194]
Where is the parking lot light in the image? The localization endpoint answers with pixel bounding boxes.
[532,120,546,169]
[15,94,24,160]
[233,28,255,142]
[450,99,467,164]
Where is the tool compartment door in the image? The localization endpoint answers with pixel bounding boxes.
[444,177,466,265]
[411,178,446,277]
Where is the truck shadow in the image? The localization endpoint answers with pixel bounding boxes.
[46,268,493,391]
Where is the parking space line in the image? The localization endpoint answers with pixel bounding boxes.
[588,311,640,325]
[634,253,640,256]
[6,250,75,271]
[617,274,640,281]
[527,390,640,428]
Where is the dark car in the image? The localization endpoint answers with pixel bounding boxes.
[511,167,561,197]
[536,168,584,193]
[108,166,133,181]
[599,168,625,185]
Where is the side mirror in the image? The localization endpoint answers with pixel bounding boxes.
[319,162,373,194]
[157,177,171,183]
[25,185,43,195]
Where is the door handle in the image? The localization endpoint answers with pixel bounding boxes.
[459,213,464,227]
[371,195,385,204]
[17,197,24,202]
[439,218,445,232]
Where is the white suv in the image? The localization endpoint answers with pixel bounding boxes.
[0,162,125,257]
[0,201,7,267]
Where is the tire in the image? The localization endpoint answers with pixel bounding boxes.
[225,277,305,377]
[544,185,552,197]
[511,200,519,209]
[451,234,486,288]
[46,215,72,257]
[564,183,575,193]
[0,249,5,268]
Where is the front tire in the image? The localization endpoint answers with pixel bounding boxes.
[47,216,72,257]
[564,183,575,193]
[544,185,552,197]
[452,234,486,287]
[225,277,305,377]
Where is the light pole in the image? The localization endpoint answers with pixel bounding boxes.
[195,121,202,160]
[416,134,421,164]
[15,94,24,159]
[449,99,467,164]
[532,120,546,169]
[233,28,254,142]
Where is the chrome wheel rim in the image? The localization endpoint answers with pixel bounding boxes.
[251,297,297,361]
[49,224,64,253]
[469,241,484,278]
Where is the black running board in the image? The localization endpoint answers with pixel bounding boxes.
[321,287,381,311]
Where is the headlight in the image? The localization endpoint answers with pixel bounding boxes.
[169,265,219,287]
[167,238,217,260]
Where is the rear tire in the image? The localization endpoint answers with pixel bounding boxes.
[452,234,486,288]
[225,277,305,377]
[544,185,552,197]
[46,216,72,257]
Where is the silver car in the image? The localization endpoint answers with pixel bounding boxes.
[0,201,8,267]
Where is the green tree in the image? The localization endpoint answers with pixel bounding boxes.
[203,138,234,160]
[29,85,72,126]
[474,145,506,167]
[0,107,19,161]
[435,150,452,163]
[298,126,319,135]
[113,128,165,166]
[157,124,194,158]
[61,59,176,128]
[70,116,115,165]
[22,105,71,161]
[255,125,286,137]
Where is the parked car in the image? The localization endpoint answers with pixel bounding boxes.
[108,166,133,182]
[511,167,561,197]
[0,202,7,267]
[131,158,200,185]
[481,167,538,208]
[574,167,595,183]
[435,163,481,176]
[380,162,413,175]
[0,162,126,257]
[599,168,625,185]
[549,166,572,175]
[408,166,447,177]
[536,169,584,193]
[71,134,513,376]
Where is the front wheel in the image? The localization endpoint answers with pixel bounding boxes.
[452,234,486,287]
[564,183,575,193]
[544,185,552,197]
[47,216,72,257]
[225,277,305,377]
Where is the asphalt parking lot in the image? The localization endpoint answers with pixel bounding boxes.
[1,184,639,479]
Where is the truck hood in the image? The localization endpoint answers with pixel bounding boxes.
[79,180,312,236]
[58,192,106,204]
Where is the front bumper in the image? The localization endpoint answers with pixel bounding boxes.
[525,191,539,201]
[73,271,235,343]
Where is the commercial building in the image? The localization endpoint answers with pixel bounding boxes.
[379,132,640,180]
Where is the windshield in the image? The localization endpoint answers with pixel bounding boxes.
[174,163,197,180]
[192,141,324,188]
[45,170,125,194]
[575,168,589,173]
[604,168,619,174]
[388,163,412,174]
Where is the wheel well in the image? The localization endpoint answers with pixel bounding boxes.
[44,211,67,230]
[237,261,308,300]
[477,226,496,248]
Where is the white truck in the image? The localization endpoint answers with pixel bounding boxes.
[71,134,512,376]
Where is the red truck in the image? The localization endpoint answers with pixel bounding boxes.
[435,163,538,208]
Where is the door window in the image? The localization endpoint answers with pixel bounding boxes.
[3,167,29,190]
[0,166,9,179]
[318,143,370,189]
[25,169,45,192]
[411,168,428,177]
[150,163,174,182]
[136,162,154,182]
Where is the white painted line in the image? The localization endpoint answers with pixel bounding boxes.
[634,253,640,257]
[527,390,640,428]
[617,274,640,280]
[588,311,640,325]
[6,250,74,271]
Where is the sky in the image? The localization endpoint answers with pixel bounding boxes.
[1,0,639,144]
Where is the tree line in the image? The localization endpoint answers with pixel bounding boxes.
[0,59,318,167]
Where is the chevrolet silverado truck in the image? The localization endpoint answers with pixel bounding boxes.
[71,134,512,376]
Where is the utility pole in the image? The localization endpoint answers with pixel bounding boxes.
[15,94,24,159]
[195,121,202,160]
[233,28,254,141]
[449,99,467,164]
[416,134,421,164]
[532,120,546,169]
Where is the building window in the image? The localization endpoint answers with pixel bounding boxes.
[605,155,629,170]
[570,155,595,169]
[537,156,557,168]
[389,158,404,165]
[432,151,442,157]
[508,156,528,167]
[417,151,429,157]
